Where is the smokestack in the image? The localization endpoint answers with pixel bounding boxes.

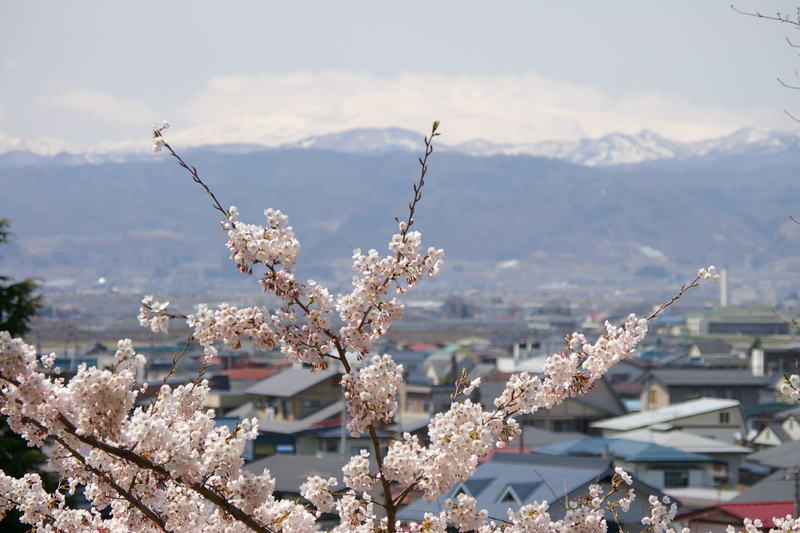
[751,347,764,377]
[720,268,729,307]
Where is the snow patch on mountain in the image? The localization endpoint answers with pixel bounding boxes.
[3,127,799,167]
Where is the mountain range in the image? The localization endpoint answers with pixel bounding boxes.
[3,127,800,168]
[3,129,800,295]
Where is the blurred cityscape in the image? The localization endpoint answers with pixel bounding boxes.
[28,265,800,530]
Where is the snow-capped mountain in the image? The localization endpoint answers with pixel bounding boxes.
[2,127,799,167]
[284,127,800,166]
[282,127,425,153]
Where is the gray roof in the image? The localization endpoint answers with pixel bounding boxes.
[591,398,740,432]
[535,438,714,463]
[225,401,257,419]
[777,404,800,419]
[753,422,792,445]
[397,453,612,522]
[732,468,797,503]
[244,454,347,493]
[648,368,771,387]
[514,426,584,448]
[246,367,339,397]
[258,400,344,434]
[617,428,751,455]
[747,439,800,469]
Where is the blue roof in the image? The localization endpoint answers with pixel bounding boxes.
[535,437,713,463]
[397,454,611,522]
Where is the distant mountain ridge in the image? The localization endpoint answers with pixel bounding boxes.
[4,140,800,291]
[2,127,799,168]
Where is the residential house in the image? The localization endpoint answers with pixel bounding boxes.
[245,367,342,421]
[746,439,800,470]
[397,453,674,533]
[749,405,800,448]
[239,367,344,456]
[678,501,796,532]
[639,368,772,411]
[615,425,751,486]
[244,455,347,527]
[534,437,717,489]
[678,467,798,532]
[686,307,790,336]
[591,398,747,444]
[486,356,628,434]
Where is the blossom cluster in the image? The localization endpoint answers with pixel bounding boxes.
[698,265,720,280]
[336,223,444,355]
[0,331,318,532]
[341,354,404,436]
[188,302,278,359]
[224,206,300,275]
[779,373,800,402]
[138,295,171,334]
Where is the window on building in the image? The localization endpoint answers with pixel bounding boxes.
[303,399,320,409]
[553,420,573,433]
[497,487,521,505]
[719,411,730,424]
[664,471,689,488]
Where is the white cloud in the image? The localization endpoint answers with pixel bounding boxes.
[43,88,155,127]
[164,70,783,147]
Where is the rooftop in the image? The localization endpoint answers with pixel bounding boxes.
[257,400,344,434]
[647,368,771,387]
[733,469,798,504]
[717,502,796,529]
[397,453,612,522]
[591,398,740,432]
[747,439,800,469]
[244,455,347,494]
[245,367,339,397]
[535,437,714,463]
[616,427,751,455]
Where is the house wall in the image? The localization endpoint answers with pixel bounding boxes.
[752,426,783,447]
[253,376,342,421]
[666,386,761,407]
[294,434,385,458]
[524,398,607,434]
[640,382,669,411]
[672,408,745,443]
[707,453,743,487]
[782,416,800,440]
[601,407,745,443]
[629,462,712,489]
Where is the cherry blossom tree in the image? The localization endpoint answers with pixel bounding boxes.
[0,122,797,533]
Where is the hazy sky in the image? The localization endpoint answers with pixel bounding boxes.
[2,1,800,152]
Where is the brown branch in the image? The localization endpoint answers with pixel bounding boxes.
[153,130,231,222]
[731,5,800,28]
[646,274,702,321]
[354,121,441,336]
[0,494,72,533]
[13,403,276,533]
[778,76,800,90]
[367,425,396,527]
[50,431,168,531]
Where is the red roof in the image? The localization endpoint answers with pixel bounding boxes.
[221,367,279,381]
[613,380,643,395]
[407,342,439,352]
[717,502,796,528]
